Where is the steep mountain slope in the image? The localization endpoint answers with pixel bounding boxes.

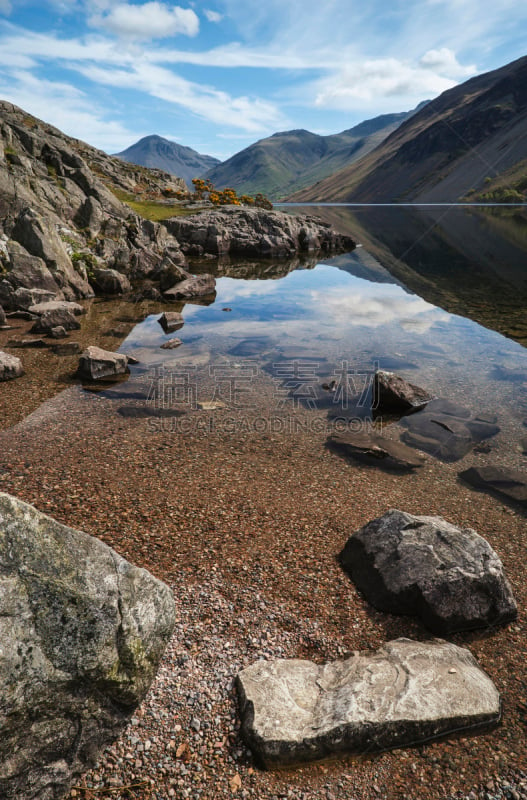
[290,55,527,203]
[114,135,220,188]
[203,108,420,199]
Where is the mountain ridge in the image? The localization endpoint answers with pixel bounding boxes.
[289,55,527,203]
[114,135,220,189]
[201,106,423,200]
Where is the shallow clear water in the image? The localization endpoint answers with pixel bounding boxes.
[111,206,527,464]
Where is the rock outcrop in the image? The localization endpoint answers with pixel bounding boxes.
[0,492,175,800]
[339,509,517,633]
[163,206,355,258]
[0,101,188,307]
[237,638,500,768]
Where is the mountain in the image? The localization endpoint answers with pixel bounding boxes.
[202,108,423,200]
[114,135,220,188]
[289,55,527,203]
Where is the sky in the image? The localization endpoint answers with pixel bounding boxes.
[0,1,526,161]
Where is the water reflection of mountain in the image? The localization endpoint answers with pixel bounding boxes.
[289,205,527,347]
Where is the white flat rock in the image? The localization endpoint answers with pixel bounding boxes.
[237,638,500,768]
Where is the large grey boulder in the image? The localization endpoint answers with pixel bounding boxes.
[12,287,58,310]
[373,370,433,414]
[237,638,500,768]
[0,492,175,800]
[339,509,517,633]
[78,345,129,380]
[92,268,132,295]
[0,350,24,381]
[0,303,5,325]
[29,300,85,317]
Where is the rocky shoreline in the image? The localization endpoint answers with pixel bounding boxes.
[0,373,525,800]
[1,101,526,800]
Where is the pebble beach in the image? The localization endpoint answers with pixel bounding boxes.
[0,363,525,800]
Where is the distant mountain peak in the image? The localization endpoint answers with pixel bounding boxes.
[114,135,220,188]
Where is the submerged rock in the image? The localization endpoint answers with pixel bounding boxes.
[237,638,500,768]
[327,431,425,471]
[373,370,433,414]
[0,492,175,800]
[339,509,517,633]
[400,399,500,462]
[460,465,527,506]
[78,345,129,380]
[0,350,24,381]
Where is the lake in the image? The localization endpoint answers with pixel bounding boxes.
[100,204,527,466]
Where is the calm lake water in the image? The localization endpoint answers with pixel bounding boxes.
[103,204,527,465]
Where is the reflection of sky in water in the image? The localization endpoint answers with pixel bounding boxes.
[121,265,451,362]
[118,260,527,424]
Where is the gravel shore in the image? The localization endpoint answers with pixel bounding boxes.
[0,375,525,800]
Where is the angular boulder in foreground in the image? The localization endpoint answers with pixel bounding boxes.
[373,370,433,414]
[340,509,517,633]
[237,638,500,768]
[0,492,175,800]
[78,345,129,380]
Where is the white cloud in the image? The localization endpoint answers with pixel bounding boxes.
[89,2,199,40]
[311,285,445,329]
[204,9,223,23]
[0,69,139,151]
[75,60,286,132]
[0,0,11,14]
[313,58,459,109]
[420,47,476,79]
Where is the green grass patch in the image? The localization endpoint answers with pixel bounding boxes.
[110,188,203,221]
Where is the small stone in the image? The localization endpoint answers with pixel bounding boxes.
[49,325,68,339]
[158,312,184,333]
[160,338,183,350]
[0,350,24,381]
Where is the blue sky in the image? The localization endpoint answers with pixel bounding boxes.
[0,1,526,160]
